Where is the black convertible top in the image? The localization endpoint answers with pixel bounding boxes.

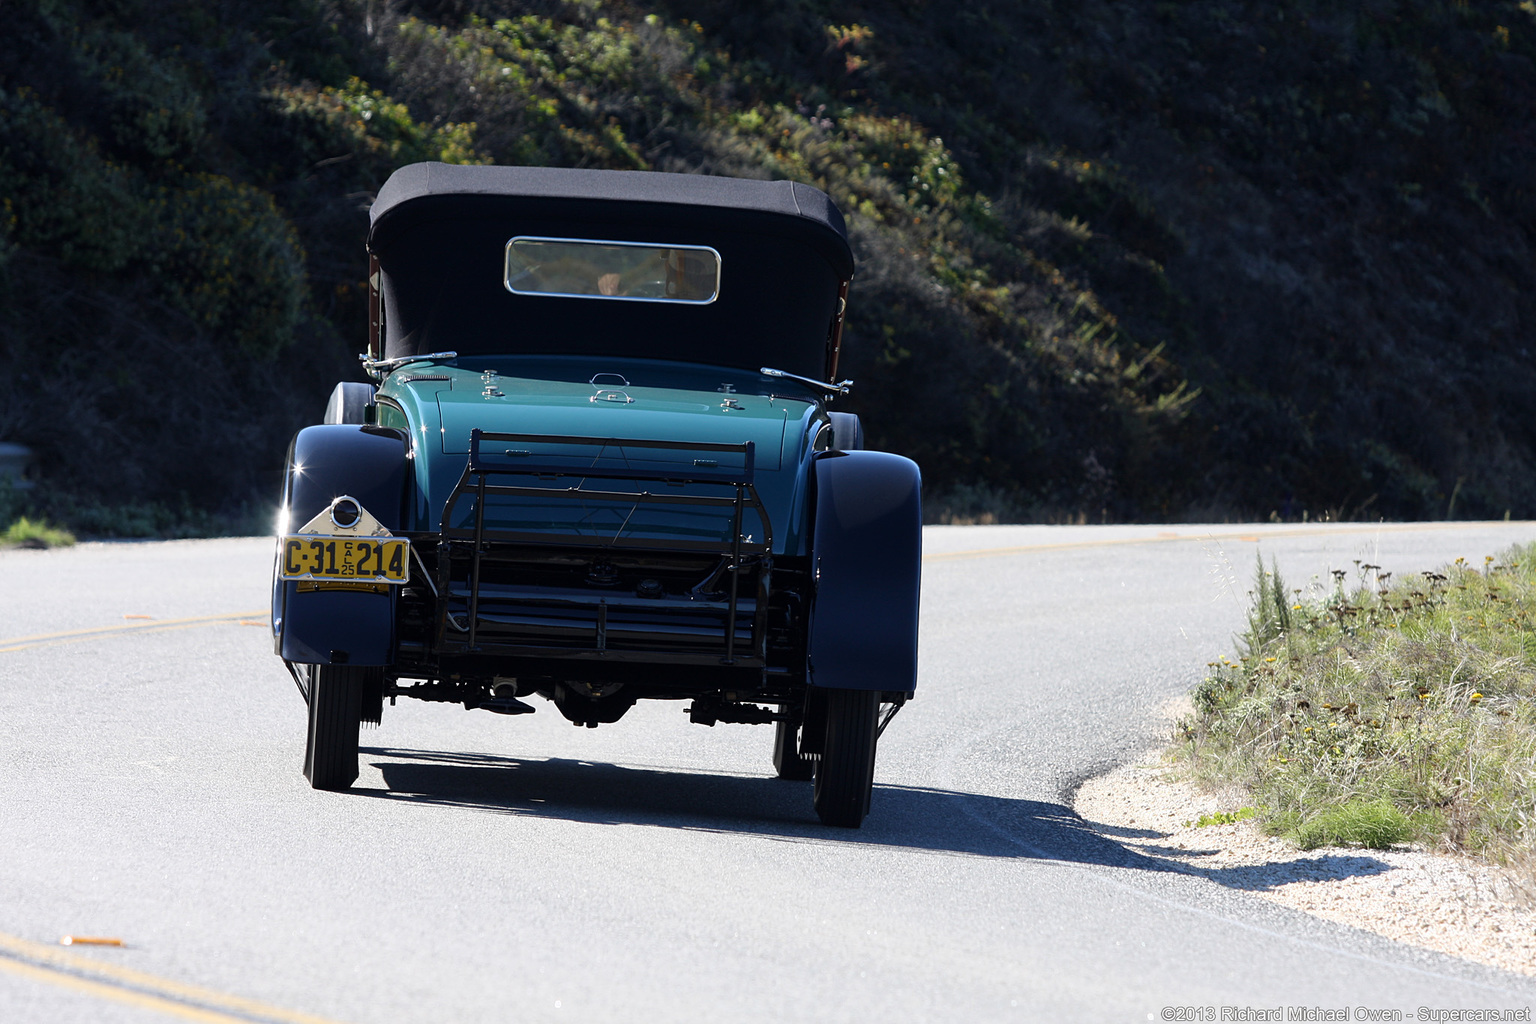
[368,163,854,379]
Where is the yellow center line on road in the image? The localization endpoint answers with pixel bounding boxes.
[0,932,351,1024]
[922,521,1535,563]
[0,957,246,1024]
[0,612,268,654]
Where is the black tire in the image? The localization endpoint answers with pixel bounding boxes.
[773,720,816,781]
[812,689,879,827]
[827,411,863,451]
[304,665,365,790]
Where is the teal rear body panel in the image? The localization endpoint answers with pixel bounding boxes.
[375,357,823,558]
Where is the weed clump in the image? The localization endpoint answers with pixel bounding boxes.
[1270,799,1418,851]
[2,516,76,548]
[1178,544,1536,860]
[1185,807,1256,829]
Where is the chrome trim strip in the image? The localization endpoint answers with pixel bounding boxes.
[360,350,458,380]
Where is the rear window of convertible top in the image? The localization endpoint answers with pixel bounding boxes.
[504,236,721,305]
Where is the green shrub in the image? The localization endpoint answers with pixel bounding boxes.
[0,86,143,273]
[0,92,307,359]
[70,24,208,162]
[145,175,307,359]
[266,77,488,177]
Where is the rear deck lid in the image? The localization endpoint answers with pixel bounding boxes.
[432,375,785,548]
[435,375,786,471]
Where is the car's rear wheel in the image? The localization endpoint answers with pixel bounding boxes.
[304,665,367,790]
[827,411,863,451]
[772,719,816,781]
[812,689,879,827]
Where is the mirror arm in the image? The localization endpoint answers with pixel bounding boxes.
[759,367,853,398]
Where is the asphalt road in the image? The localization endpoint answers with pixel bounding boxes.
[3,522,1536,1023]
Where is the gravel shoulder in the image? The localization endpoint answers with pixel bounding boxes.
[1074,737,1536,977]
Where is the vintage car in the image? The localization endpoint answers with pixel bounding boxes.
[271,162,921,827]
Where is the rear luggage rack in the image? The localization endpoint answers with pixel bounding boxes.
[435,429,774,665]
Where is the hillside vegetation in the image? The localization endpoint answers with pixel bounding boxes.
[2,0,1532,532]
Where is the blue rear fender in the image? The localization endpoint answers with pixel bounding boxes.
[272,424,410,667]
[806,450,922,693]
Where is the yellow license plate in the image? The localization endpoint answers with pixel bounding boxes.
[279,535,410,584]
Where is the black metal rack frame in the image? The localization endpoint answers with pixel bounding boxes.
[432,429,774,666]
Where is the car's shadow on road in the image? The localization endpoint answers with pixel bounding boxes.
[354,746,1394,892]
